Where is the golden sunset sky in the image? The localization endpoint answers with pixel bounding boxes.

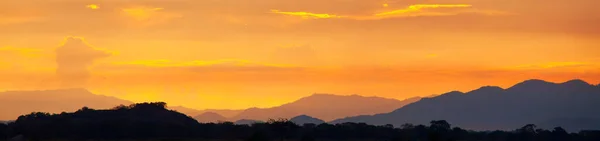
[1,0,599,110]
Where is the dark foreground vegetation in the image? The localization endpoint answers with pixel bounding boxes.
[1,102,599,141]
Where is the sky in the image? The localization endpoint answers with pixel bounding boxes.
[1,0,599,110]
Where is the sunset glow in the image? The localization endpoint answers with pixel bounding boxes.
[0,0,599,110]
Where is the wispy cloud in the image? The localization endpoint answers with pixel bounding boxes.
[121,6,182,26]
[107,59,302,74]
[512,62,594,70]
[0,46,42,53]
[86,4,99,10]
[122,7,166,21]
[114,59,294,68]
[0,46,43,57]
[0,16,42,25]
[375,4,472,16]
[269,4,505,20]
[270,10,345,19]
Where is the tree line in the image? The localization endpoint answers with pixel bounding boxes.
[1,102,599,141]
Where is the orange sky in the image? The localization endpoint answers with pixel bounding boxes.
[1,0,599,110]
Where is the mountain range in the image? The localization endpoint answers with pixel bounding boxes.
[234,119,264,125]
[193,112,227,123]
[168,106,243,118]
[0,89,419,123]
[211,94,421,121]
[330,79,600,131]
[3,78,598,132]
[290,115,325,125]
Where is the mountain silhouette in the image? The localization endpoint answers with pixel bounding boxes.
[195,109,244,118]
[168,106,204,116]
[0,88,132,120]
[10,102,199,139]
[331,79,600,131]
[228,94,421,121]
[289,115,325,125]
[234,119,264,125]
[5,102,600,141]
[193,112,227,123]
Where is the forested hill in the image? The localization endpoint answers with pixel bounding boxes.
[1,102,599,141]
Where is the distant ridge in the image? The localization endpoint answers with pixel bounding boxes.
[234,119,264,125]
[0,88,133,120]
[170,107,244,118]
[331,79,600,131]
[169,106,204,117]
[194,112,227,123]
[227,94,421,121]
[195,109,244,118]
[290,115,325,125]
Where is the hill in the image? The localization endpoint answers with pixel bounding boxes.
[0,88,132,120]
[290,115,325,125]
[9,102,200,139]
[331,79,600,131]
[229,94,421,121]
[194,112,227,123]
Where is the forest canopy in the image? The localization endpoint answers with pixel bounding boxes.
[1,102,599,141]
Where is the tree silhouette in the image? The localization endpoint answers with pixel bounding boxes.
[3,102,600,141]
[0,123,7,140]
[430,120,451,131]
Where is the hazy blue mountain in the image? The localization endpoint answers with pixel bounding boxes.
[290,115,325,125]
[0,88,132,120]
[331,79,600,131]
[234,119,264,125]
[193,112,228,123]
[229,94,421,121]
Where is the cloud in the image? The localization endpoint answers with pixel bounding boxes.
[122,7,165,21]
[511,62,595,70]
[121,6,182,26]
[110,59,301,73]
[269,4,503,20]
[0,46,44,58]
[0,16,42,25]
[115,59,294,68]
[55,36,111,88]
[374,4,472,16]
[0,46,42,53]
[270,10,346,19]
[86,4,99,10]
